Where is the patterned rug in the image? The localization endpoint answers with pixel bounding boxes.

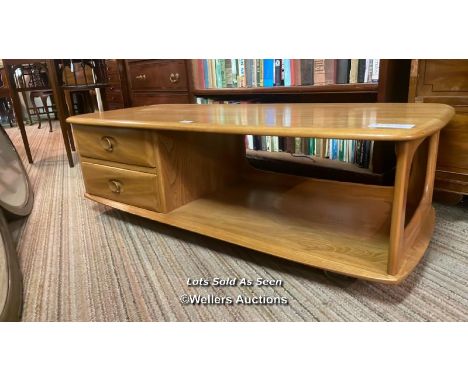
[4,123,468,321]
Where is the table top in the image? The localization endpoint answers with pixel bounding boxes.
[67,103,455,141]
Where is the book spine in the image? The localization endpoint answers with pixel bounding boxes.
[225,59,233,88]
[261,136,267,151]
[357,59,366,83]
[295,59,302,86]
[202,60,209,88]
[336,59,350,84]
[253,135,262,150]
[371,59,380,82]
[324,59,336,85]
[258,59,264,87]
[265,136,272,152]
[246,135,254,150]
[238,59,245,88]
[263,59,274,87]
[294,137,302,154]
[251,59,257,87]
[364,59,371,83]
[301,59,314,86]
[272,136,279,152]
[285,137,295,153]
[245,59,252,87]
[231,59,238,87]
[278,137,285,151]
[309,137,315,156]
[220,60,226,88]
[290,60,295,86]
[314,59,326,85]
[274,59,282,86]
[349,59,359,84]
[283,59,291,86]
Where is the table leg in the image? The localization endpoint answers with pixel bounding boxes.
[388,133,439,276]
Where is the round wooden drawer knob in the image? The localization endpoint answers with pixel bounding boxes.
[108,179,123,194]
[101,136,115,152]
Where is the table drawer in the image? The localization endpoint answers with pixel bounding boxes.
[81,161,162,212]
[73,125,157,167]
[128,60,188,91]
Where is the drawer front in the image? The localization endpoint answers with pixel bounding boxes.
[416,60,468,97]
[437,112,468,174]
[106,102,125,110]
[105,59,119,73]
[73,125,157,167]
[128,60,188,91]
[81,161,162,212]
[107,72,120,84]
[131,92,190,107]
[105,91,124,104]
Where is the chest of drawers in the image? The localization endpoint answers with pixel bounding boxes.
[126,60,191,107]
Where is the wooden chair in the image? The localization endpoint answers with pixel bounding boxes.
[56,60,109,117]
[2,60,76,167]
[0,68,15,127]
[29,90,54,132]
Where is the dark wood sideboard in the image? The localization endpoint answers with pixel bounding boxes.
[409,59,468,202]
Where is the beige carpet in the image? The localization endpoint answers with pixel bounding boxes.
[4,122,468,321]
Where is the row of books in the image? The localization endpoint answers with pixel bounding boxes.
[245,136,372,168]
[194,59,380,89]
[195,97,373,168]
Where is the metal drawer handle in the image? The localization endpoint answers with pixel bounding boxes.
[169,73,180,83]
[108,179,123,194]
[136,74,146,80]
[101,136,115,152]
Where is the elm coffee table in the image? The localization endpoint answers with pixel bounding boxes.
[68,103,454,284]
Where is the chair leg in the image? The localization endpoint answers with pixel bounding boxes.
[29,94,42,129]
[41,95,53,132]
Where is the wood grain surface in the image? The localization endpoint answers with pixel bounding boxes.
[67,103,455,141]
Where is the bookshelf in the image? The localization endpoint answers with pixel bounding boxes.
[190,59,411,185]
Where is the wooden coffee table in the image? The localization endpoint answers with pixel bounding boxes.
[68,103,454,284]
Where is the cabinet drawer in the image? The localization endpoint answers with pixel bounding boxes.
[81,161,162,212]
[105,60,119,73]
[105,92,124,104]
[106,102,125,110]
[128,60,188,91]
[131,92,190,107]
[73,125,157,167]
[106,70,120,84]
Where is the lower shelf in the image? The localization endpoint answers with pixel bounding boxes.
[84,170,415,283]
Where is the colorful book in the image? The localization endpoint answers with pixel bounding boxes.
[274,59,282,86]
[263,59,274,87]
[238,59,246,87]
[283,59,291,86]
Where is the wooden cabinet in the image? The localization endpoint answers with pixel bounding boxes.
[409,59,468,197]
[125,59,191,107]
[103,59,130,110]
